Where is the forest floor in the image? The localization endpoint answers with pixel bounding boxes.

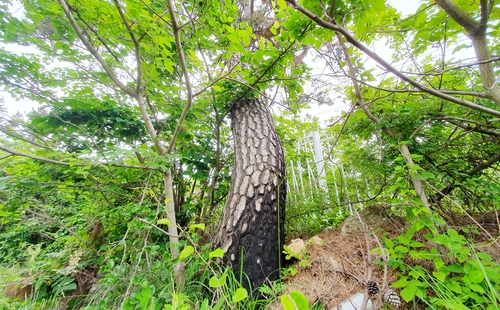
[273,213,500,310]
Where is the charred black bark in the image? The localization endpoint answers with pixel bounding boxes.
[213,97,286,291]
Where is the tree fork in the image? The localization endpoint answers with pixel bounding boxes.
[213,97,286,291]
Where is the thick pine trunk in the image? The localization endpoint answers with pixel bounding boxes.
[213,97,286,290]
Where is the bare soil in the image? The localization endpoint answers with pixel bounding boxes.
[271,213,500,310]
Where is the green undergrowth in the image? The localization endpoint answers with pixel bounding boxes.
[0,224,290,310]
[376,208,500,310]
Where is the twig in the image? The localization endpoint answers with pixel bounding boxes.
[0,145,156,170]
[57,0,135,96]
[24,209,92,248]
[166,0,193,153]
[286,0,500,117]
[134,217,177,237]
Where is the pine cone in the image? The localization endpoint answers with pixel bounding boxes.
[383,289,402,308]
[366,280,379,296]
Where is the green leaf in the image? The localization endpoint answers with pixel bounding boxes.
[446,281,462,293]
[280,291,309,310]
[200,299,209,310]
[397,235,410,245]
[189,223,205,232]
[209,248,224,259]
[432,271,446,281]
[178,245,194,262]
[469,283,485,293]
[209,273,227,288]
[409,241,425,248]
[400,281,418,302]
[60,282,77,291]
[277,0,287,9]
[392,276,408,288]
[54,41,65,50]
[157,218,170,225]
[419,171,435,179]
[395,245,409,253]
[468,269,485,283]
[232,287,248,303]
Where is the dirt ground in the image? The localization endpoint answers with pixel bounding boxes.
[271,229,399,310]
[271,212,500,310]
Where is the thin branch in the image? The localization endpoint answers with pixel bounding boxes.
[424,131,472,155]
[437,117,500,137]
[399,56,500,77]
[221,22,312,121]
[432,152,500,201]
[321,73,492,99]
[435,0,479,35]
[140,0,171,26]
[24,209,91,248]
[49,111,108,160]
[286,0,500,118]
[135,216,176,237]
[334,28,431,209]
[166,0,193,154]
[0,145,156,170]
[409,119,432,139]
[479,0,490,31]
[0,128,53,151]
[57,0,135,96]
[72,8,135,81]
[112,0,142,95]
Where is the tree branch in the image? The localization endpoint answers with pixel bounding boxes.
[437,117,500,137]
[286,0,500,117]
[0,145,156,170]
[24,209,92,248]
[400,56,500,77]
[112,0,142,95]
[432,152,500,201]
[323,73,492,99]
[434,0,479,35]
[479,0,491,31]
[434,0,500,104]
[57,0,135,96]
[166,0,193,154]
[334,30,431,209]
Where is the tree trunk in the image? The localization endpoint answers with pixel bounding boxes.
[472,35,500,105]
[213,97,286,290]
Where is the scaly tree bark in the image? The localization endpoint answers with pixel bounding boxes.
[213,97,286,290]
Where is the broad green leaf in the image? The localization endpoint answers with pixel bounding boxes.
[189,223,205,232]
[280,290,309,310]
[391,276,408,288]
[468,269,485,283]
[178,245,194,262]
[209,273,227,288]
[469,283,485,293]
[209,248,224,259]
[232,287,248,303]
[400,281,418,302]
[446,281,462,293]
[200,299,209,310]
[157,219,170,225]
[432,271,446,281]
